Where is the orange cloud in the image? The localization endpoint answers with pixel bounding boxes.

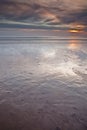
[36,9,60,22]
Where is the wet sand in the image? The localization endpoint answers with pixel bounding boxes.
[0,40,87,130]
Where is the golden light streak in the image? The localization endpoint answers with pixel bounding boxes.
[69,29,79,33]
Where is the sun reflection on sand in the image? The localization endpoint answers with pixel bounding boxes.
[68,39,81,50]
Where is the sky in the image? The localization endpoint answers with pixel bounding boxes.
[0,0,87,32]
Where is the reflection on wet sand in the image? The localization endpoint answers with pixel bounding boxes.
[0,40,87,130]
[68,39,81,50]
[38,41,81,77]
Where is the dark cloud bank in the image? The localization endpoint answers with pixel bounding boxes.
[0,0,87,30]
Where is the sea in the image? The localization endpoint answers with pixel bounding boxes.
[0,37,87,130]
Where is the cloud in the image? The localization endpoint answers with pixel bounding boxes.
[0,0,87,30]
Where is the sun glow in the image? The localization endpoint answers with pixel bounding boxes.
[69,29,79,33]
[69,24,85,33]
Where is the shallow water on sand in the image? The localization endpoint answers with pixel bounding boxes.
[0,39,87,130]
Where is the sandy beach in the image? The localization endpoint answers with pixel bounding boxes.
[0,40,87,130]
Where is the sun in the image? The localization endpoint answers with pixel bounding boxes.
[69,29,79,33]
[69,24,84,33]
